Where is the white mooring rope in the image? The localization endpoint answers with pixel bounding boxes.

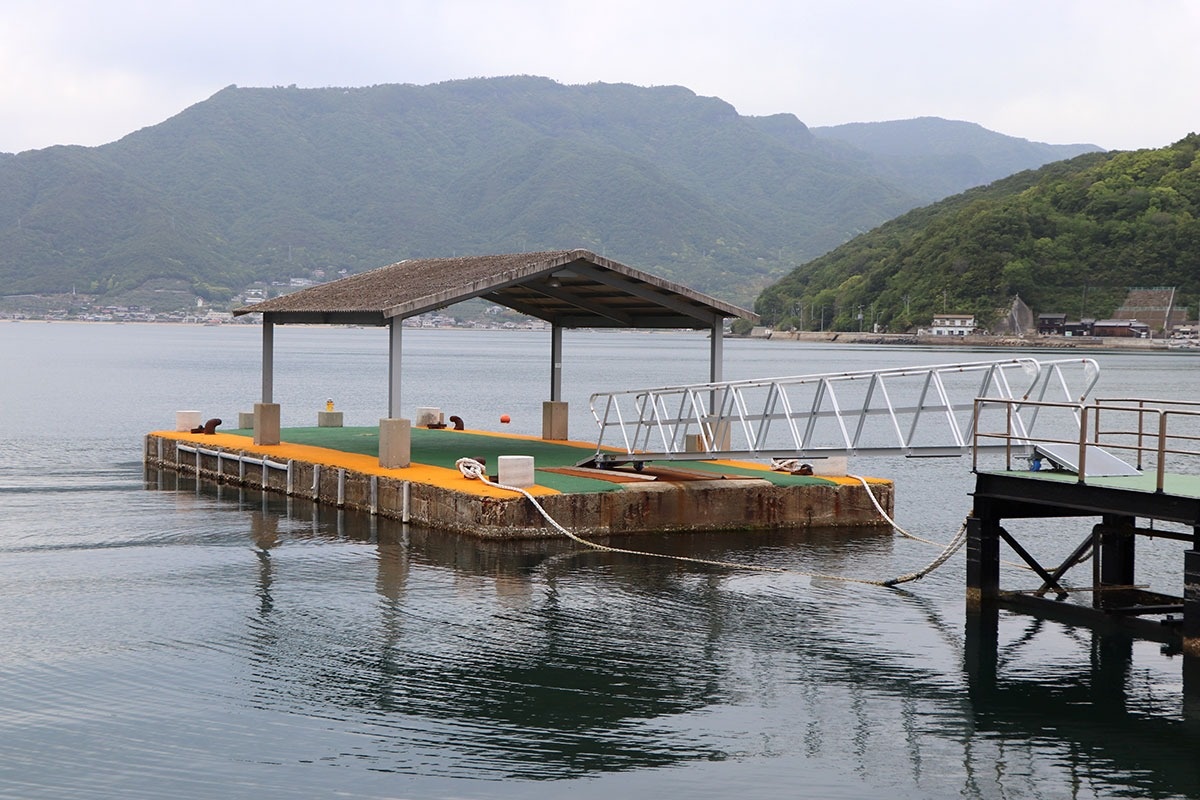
[455,458,967,587]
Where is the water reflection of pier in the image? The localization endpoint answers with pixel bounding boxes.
[148,468,1200,795]
[967,608,1200,798]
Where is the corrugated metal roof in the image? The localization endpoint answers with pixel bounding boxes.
[234,249,756,329]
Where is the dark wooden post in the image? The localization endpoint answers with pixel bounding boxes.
[1095,515,1137,609]
[966,509,1000,609]
[1099,515,1137,584]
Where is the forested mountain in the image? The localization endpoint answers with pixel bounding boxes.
[755,135,1200,331]
[0,77,1098,307]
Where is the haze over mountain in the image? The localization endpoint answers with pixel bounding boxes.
[0,77,1099,307]
[812,117,1100,201]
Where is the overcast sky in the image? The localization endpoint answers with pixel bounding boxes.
[1,0,1196,154]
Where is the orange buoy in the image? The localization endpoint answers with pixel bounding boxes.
[500,414,511,424]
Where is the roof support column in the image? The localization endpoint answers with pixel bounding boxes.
[709,317,723,384]
[550,324,564,402]
[388,318,403,418]
[261,314,275,403]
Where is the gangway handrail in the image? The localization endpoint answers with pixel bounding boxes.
[586,357,1099,467]
[973,396,1200,491]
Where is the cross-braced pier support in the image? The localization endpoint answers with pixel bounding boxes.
[966,469,1200,712]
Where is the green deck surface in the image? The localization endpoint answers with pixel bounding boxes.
[988,467,1200,498]
[228,426,836,494]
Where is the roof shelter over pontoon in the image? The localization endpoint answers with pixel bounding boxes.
[234,248,757,429]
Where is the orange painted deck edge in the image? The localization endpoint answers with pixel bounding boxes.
[150,430,561,499]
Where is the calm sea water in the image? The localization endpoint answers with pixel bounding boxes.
[3,320,1200,799]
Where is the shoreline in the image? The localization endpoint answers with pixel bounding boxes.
[6,318,1193,351]
[756,329,1185,352]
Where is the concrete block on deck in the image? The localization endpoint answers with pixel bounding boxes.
[317,410,344,427]
[254,403,281,445]
[415,407,442,427]
[685,423,732,453]
[811,456,848,476]
[379,418,411,469]
[498,455,536,488]
[542,401,568,440]
[237,411,255,430]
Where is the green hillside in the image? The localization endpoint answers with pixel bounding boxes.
[0,77,1098,308]
[756,135,1200,331]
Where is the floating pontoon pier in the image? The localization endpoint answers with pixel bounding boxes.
[144,425,892,538]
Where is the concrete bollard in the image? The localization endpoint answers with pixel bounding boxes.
[317,410,344,427]
[237,411,256,430]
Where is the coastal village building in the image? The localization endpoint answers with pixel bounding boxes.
[1064,319,1096,337]
[1036,313,1067,335]
[1093,319,1152,338]
[930,314,976,336]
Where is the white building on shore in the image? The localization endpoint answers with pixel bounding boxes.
[929,314,976,336]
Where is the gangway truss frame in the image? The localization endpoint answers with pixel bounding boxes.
[583,357,1099,467]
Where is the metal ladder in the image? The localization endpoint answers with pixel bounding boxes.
[583,357,1099,467]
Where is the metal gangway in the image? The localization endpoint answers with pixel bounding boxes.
[583,357,1100,468]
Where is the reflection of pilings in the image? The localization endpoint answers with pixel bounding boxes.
[1185,654,1200,719]
[1185,549,1200,658]
[1091,632,1132,715]
[964,610,1200,796]
[1186,547,1200,725]
[375,537,410,603]
[251,510,279,616]
[964,606,998,701]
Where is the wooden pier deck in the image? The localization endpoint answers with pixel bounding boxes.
[144,425,893,539]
